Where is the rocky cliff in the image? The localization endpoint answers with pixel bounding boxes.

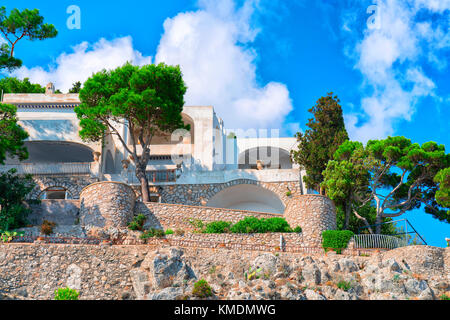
[0,244,448,300]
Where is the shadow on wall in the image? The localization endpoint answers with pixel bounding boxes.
[206,184,285,214]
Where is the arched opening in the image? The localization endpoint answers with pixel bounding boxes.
[5,141,94,164]
[238,147,292,169]
[206,184,285,214]
[39,187,73,200]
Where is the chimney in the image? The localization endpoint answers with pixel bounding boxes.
[45,82,55,95]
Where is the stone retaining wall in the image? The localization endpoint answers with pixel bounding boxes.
[159,179,300,207]
[136,202,282,232]
[27,200,80,226]
[29,175,99,200]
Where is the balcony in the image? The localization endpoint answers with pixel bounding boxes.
[0,162,93,175]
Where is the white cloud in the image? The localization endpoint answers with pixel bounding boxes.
[344,0,450,142]
[155,0,293,130]
[12,36,151,93]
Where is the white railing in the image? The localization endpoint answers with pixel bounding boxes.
[176,168,301,184]
[0,162,93,175]
[351,234,408,250]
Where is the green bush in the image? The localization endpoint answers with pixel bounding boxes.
[322,230,354,254]
[337,280,352,291]
[440,294,450,300]
[203,221,232,234]
[230,217,293,234]
[165,229,174,235]
[0,169,36,232]
[128,214,147,231]
[293,226,302,233]
[192,279,212,298]
[140,228,165,240]
[54,287,79,300]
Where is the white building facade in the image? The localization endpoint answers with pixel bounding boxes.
[1,84,308,214]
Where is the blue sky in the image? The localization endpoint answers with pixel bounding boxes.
[1,0,449,246]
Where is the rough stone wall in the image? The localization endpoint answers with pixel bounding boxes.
[284,195,336,247]
[29,175,99,200]
[27,200,80,226]
[0,244,448,300]
[136,202,282,232]
[159,179,300,207]
[79,182,135,233]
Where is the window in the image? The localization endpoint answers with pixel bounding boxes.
[39,187,73,200]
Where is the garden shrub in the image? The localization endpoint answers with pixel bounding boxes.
[322,230,354,254]
[165,229,174,235]
[128,214,146,231]
[192,279,212,298]
[41,220,57,236]
[203,221,232,234]
[293,226,302,233]
[54,287,79,300]
[230,217,293,234]
[140,228,165,240]
[337,280,352,291]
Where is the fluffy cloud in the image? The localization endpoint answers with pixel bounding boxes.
[343,0,449,142]
[155,0,293,129]
[13,36,151,93]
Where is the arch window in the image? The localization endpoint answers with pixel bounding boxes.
[39,187,73,200]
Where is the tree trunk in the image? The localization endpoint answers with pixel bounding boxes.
[344,200,351,230]
[136,165,150,202]
[375,212,382,234]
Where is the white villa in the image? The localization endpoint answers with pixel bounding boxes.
[1,83,308,214]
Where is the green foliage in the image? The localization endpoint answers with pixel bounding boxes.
[245,267,263,281]
[165,229,174,235]
[128,214,147,231]
[0,44,21,71]
[434,168,449,208]
[54,287,79,300]
[203,221,232,234]
[0,169,35,231]
[440,294,450,300]
[41,220,56,236]
[0,104,29,165]
[0,6,58,57]
[192,279,212,298]
[230,217,293,234]
[336,280,352,291]
[293,226,302,233]
[140,228,165,240]
[286,190,292,197]
[188,219,205,233]
[291,92,349,192]
[68,81,82,93]
[322,230,354,254]
[0,77,45,94]
[75,63,188,202]
[0,230,24,243]
[324,136,450,233]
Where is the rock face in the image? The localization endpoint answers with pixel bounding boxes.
[0,244,448,300]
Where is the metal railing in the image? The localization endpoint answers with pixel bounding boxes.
[351,234,408,250]
[0,162,93,175]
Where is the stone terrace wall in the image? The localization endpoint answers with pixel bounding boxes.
[136,202,282,232]
[29,175,99,200]
[27,200,80,226]
[160,179,300,207]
